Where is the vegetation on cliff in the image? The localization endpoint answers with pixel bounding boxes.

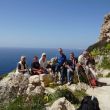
[0,88,87,110]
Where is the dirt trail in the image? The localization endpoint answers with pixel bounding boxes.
[87,78,110,110]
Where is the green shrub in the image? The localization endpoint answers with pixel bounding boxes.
[106,73,110,77]
[105,43,110,50]
[0,88,87,110]
[5,95,45,110]
[73,90,87,101]
[90,43,110,56]
[97,74,103,78]
[91,48,101,56]
[100,57,110,69]
[45,88,87,107]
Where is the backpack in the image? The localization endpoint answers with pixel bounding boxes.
[77,96,100,110]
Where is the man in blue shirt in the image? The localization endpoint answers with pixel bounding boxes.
[55,48,67,84]
[57,48,66,66]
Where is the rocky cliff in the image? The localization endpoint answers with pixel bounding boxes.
[87,13,110,52]
[87,13,110,75]
[99,13,110,41]
[0,72,88,110]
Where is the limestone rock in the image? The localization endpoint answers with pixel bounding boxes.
[99,13,110,41]
[45,87,56,94]
[75,83,89,90]
[49,97,75,110]
[29,75,40,85]
[40,74,52,82]
[97,69,110,77]
[87,13,110,52]
[26,86,45,96]
[33,86,45,95]
[26,84,35,95]
[40,74,53,87]
[0,72,45,104]
[0,72,29,103]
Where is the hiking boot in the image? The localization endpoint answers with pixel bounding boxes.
[57,81,62,85]
[67,82,71,86]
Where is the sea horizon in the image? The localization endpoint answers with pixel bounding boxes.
[0,47,85,50]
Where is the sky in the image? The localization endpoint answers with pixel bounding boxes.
[0,0,110,49]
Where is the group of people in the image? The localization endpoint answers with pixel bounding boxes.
[16,52,48,76]
[16,48,97,86]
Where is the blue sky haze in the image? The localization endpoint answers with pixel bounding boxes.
[0,0,110,49]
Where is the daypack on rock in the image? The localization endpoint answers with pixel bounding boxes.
[77,96,100,110]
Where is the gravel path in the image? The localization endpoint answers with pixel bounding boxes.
[87,78,110,110]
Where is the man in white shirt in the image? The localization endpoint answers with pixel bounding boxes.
[16,56,30,78]
[78,51,87,66]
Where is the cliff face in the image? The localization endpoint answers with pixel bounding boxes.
[87,13,110,52]
[87,13,110,71]
[99,13,110,41]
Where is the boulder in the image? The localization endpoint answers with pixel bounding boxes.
[49,97,75,110]
[40,74,52,82]
[75,83,89,90]
[40,74,53,87]
[98,69,110,77]
[0,72,47,104]
[29,75,40,85]
[26,84,35,95]
[26,86,45,96]
[33,86,45,95]
[0,72,29,103]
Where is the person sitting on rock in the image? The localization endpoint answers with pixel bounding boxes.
[86,53,97,78]
[78,51,98,87]
[39,53,49,74]
[31,56,45,75]
[65,52,77,85]
[54,48,67,84]
[77,51,89,83]
[50,57,58,74]
[16,56,30,77]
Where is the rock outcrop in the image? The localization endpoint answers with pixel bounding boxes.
[26,75,45,96]
[99,13,110,41]
[0,72,53,104]
[87,13,110,52]
[49,97,75,110]
[0,72,29,103]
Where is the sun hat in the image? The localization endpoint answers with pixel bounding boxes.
[21,56,26,59]
[42,53,46,57]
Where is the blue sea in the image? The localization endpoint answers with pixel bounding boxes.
[0,48,83,75]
